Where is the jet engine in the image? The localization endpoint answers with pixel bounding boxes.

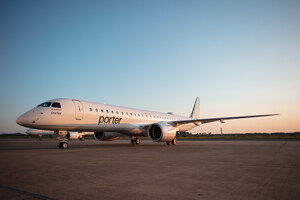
[148,122,176,142]
[94,132,120,141]
[66,132,84,140]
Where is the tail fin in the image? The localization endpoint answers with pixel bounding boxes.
[190,97,200,119]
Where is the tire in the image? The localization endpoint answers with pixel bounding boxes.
[171,138,177,145]
[58,142,63,148]
[135,138,140,144]
[166,142,170,145]
[62,142,68,149]
[131,139,135,144]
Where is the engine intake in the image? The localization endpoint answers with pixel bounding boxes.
[148,123,176,142]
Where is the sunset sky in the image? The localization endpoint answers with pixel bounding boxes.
[0,0,299,134]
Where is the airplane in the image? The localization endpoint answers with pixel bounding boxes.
[25,128,93,141]
[16,97,278,149]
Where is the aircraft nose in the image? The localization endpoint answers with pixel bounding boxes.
[16,114,26,126]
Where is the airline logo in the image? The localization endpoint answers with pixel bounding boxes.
[98,116,122,125]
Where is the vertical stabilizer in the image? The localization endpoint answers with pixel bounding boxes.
[190,97,200,119]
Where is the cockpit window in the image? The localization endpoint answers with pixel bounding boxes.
[52,102,61,108]
[37,102,52,107]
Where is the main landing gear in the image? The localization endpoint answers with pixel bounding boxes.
[131,137,140,145]
[166,138,177,146]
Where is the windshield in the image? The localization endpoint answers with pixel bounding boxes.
[37,102,52,107]
[51,102,61,108]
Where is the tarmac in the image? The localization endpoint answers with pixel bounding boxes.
[0,139,299,200]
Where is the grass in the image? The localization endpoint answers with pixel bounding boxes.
[176,135,300,140]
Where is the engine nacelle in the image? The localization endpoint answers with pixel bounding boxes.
[94,132,120,141]
[66,132,81,140]
[148,122,176,142]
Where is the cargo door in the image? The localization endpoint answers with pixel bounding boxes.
[72,100,84,120]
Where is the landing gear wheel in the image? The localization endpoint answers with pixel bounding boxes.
[62,142,68,149]
[131,139,136,144]
[59,142,68,149]
[135,138,140,144]
[171,138,177,145]
[166,142,170,145]
[131,138,140,145]
[79,137,85,141]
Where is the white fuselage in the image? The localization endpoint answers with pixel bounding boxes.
[17,98,196,136]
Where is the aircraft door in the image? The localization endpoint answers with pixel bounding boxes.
[72,100,84,120]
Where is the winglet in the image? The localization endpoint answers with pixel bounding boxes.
[190,97,200,119]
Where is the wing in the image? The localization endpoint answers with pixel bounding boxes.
[171,114,279,125]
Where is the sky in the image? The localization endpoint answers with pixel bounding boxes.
[0,0,299,134]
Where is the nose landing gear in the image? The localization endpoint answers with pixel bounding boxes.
[58,133,69,149]
[59,141,69,149]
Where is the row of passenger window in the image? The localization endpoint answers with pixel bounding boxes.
[89,107,177,120]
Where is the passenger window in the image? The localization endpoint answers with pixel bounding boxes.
[126,112,128,115]
[106,110,109,113]
[95,109,98,112]
[130,113,132,116]
[138,114,140,117]
[51,102,61,108]
[134,113,136,116]
[90,108,92,111]
[116,111,119,114]
[101,109,104,112]
[111,111,114,114]
[121,112,124,115]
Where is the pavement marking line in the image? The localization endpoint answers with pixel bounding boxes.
[273,142,287,157]
[0,185,56,200]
